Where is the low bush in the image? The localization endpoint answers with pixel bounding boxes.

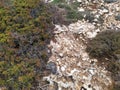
[86,30,120,59]
[0,0,55,89]
[86,30,120,90]
[52,0,84,23]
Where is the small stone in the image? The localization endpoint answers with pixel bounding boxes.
[61,66,65,71]
[59,53,64,57]
[77,0,82,2]
[102,9,109,13]
[78,7,85,12]
[81,86,87,90]
[46,62,57,74]
[89,69,95,75]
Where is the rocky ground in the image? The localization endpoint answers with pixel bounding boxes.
[42,0,120,90]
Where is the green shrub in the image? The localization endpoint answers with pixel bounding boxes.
[0,0,55,89]
[52,0,84,23]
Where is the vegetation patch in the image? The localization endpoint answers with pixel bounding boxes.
[86,30,120,59]
[86,30,120,90]
[51,0,84,24]
[0,0,56,89]
[51,0,101,24]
